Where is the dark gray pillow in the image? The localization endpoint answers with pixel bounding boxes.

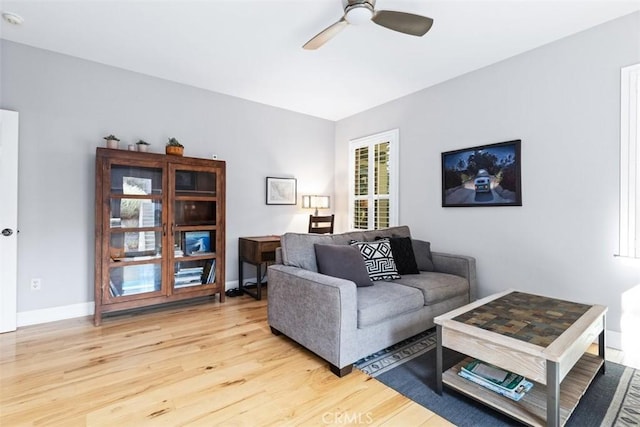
[412,239,434,271]
[314,244,373,287]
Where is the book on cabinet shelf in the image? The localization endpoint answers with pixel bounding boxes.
[201,259,216,284]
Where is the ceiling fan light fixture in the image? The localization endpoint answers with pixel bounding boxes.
[2,11,24,26]
[303,0,432,50]
[345,5,373,25]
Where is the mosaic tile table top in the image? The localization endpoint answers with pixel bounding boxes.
[452,291,591,347]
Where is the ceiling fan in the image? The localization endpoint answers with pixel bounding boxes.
[303,0,434,50]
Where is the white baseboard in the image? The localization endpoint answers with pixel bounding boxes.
[16,281,237,327]
[17,302,94,327]
[607,330,622,350]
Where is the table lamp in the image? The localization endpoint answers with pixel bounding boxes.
[302,195,330,216]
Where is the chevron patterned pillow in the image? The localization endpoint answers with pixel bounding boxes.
[350,239,400,281]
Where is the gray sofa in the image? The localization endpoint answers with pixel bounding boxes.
[267,225,477,376]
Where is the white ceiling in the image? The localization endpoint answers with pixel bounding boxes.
[1,0,639,121]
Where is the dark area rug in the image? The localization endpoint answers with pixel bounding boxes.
[356,330,639,427]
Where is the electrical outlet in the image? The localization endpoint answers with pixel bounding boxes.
[30,278,41,291]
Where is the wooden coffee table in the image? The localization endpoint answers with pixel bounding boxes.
[434,290,607,427]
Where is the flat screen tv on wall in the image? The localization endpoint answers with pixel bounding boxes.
[441,140,522,207]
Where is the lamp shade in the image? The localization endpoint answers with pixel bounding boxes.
[302,195,330,215]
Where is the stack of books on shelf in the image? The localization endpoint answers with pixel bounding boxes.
[174,266,204,288]
[174,245,184,258]
[458,359,534,401]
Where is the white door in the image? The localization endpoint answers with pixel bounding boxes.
[0,110,19,333]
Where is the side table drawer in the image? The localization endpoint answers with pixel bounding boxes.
[261,240,281,257]
[239,239,280,262]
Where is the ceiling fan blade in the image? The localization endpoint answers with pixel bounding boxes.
[371,10,433,36]
[303,18,348,50]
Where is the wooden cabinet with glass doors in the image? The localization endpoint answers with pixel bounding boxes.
[94,148,225,325]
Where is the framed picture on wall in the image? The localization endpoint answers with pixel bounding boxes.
[266,177,297,205]
[441,140,522,207]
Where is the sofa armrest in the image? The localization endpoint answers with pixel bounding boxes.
[267,264,358,368]
[431,252,477,302]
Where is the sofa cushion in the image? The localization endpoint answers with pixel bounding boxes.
[331,226,411,244]
[331,231,368,245]
[350,239,401,281]
[314,244,373,287]
[393,271,468,305]
[412,239,434,271]
[356,281,424,327]
[280,226,412,273]
[281,233,333,272]
[333,225,411,245]
[376,236,419,275]
[368,225,412,240]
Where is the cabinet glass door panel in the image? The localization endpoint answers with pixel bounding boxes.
[110,231,163,260]
[110,199,162,228]
[109,264,162,297]
[110,166,163,195]
[174,258,216,290]
[175,170,216,196]
[174,201,216,226]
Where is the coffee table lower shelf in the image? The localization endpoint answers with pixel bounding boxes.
[442,352,603,427]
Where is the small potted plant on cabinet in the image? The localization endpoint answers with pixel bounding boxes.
[103,134,120,149]
[136,139,150,152]
[166,137,184,156]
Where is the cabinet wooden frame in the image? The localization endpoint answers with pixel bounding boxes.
[94,148,226,325]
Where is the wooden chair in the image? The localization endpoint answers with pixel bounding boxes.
[308,214,335,234]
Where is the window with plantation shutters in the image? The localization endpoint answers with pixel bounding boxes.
[620,63,640,258]
[349,129,398,230]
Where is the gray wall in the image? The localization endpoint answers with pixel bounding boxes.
[3,10,639,341]
[335,12,640,339]
[1,40,335,312]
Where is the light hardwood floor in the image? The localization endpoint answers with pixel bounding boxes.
[1,295,635,426]
[0,295,451,426]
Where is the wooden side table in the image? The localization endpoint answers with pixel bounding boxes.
[238,235,280,300]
